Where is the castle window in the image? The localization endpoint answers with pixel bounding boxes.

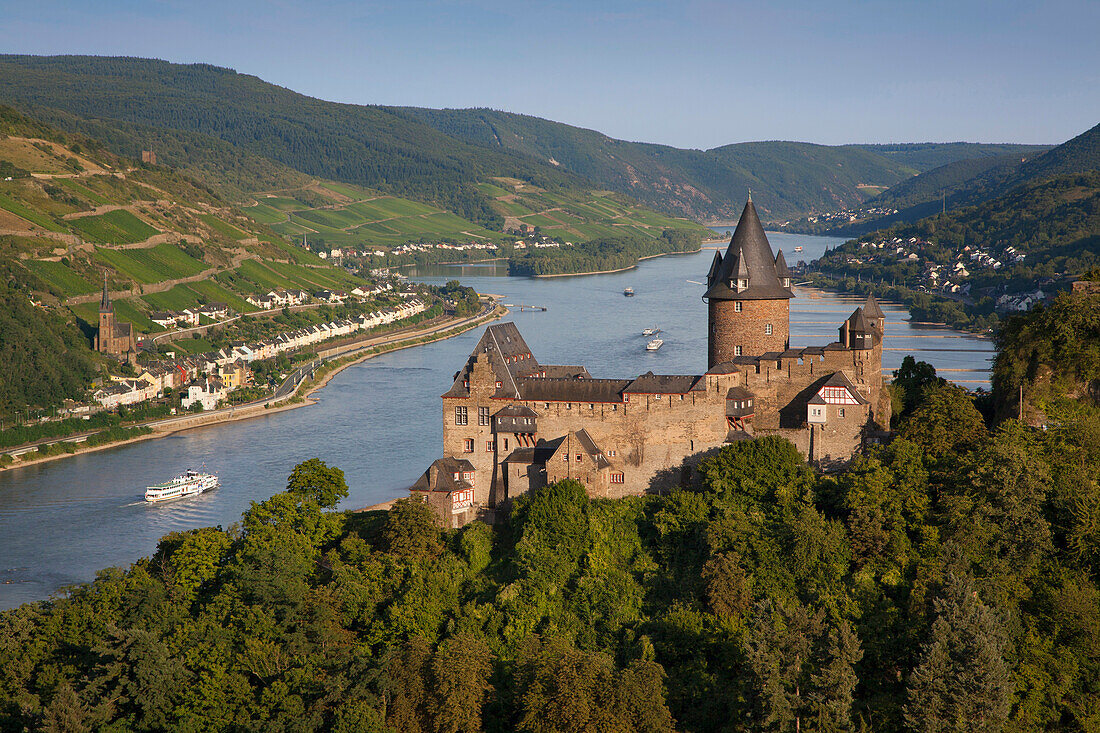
[734,346,742,356]
[612,404,618,410]
[609,450,617,457]
[563,453,569,462]
[576,454,583,462]
[455,406,468,425]
[486,440,494,452]
[765,323,773,335]
[655,394,662,400]
[566,403,572,409]
[462,471,474,481]
[464,438,474,453]
[454,472,460,480]
[545,403,550,409]
[478,406,490,425]
[610,472,625,484]
[504,438,509,451]
[838,408,846,418]
[589,404,594,409]
[735,301,742,313]
[496,381,502,388]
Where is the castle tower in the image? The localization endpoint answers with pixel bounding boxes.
[703,196,794,367]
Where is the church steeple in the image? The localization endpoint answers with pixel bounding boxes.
[99,272,112,313]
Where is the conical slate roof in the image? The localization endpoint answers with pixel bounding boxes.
[703,199,793,301]
[862,294,885,320]
[774,249,791,278]
[847,307,871,333]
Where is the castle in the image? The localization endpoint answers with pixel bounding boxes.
[410,197,890,527]
[95,274,137,364]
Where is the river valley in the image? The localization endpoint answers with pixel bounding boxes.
[0,234,995,609]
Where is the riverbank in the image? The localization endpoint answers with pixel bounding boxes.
[0,303,506,474]
[531,246,704,278]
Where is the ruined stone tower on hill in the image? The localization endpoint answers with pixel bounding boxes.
[703,196,794,367]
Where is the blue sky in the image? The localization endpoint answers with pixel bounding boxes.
[3,0,1098,148]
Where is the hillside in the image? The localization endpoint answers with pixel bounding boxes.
[393,106,1040,222]
[810,122,1099,236]
[0,107,376,341]
[810,171,1100,331]
[0,55,593,228]
[0,55,1046,226]
[851,141,1048,171]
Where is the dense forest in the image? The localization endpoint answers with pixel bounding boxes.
[0,275,96,417]
[508,230,702,276]
[3,294,1100,732]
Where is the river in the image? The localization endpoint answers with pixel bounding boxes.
[0,233,994,609]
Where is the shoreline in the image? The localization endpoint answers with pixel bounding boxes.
[531,246,704,279]
[0,305,506,474]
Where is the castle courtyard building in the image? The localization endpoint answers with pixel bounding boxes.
[411,197,890,527]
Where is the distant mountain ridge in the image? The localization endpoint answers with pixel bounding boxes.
[818,122,1100,235]
[0,55,1049,224]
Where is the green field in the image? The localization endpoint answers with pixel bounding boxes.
[23,260,96,296]
[53,178,111,206]
[242,203,285,225]
[94,243,206,284]
[70,209,158,244]
[168,336,217,354]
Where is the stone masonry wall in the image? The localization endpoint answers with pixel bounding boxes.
[709,298,790,367]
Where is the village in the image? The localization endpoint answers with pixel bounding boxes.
[84,284,429,415]
[842,235,1047,310]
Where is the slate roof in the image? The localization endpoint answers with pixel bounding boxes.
[846,307,871,333]
[502,437,565,465]
[575,429,613,469]
[518,377,631,404]
[623,371,702,394]
[442,322,540,398]
[409,457,476,493]
[703,198,794,301]
[862,294,885,320]
[539,365,592,379]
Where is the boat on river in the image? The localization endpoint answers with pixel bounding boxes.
[794,246,803,252]
[646,338,664,351]
[144,469,219,503]
[623,287,634,296]
[642,326,662,336]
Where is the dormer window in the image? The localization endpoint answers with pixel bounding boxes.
[782,277,791,288]
[738,279,748,290]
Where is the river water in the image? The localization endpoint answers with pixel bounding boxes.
[0,233,994,609]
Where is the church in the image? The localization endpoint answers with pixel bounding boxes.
[95,274,138,364]
[410,197,890,527]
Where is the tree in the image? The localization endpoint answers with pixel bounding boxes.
[286,457,349,508]
[904,573,1012,733]
[380,498,443,559]
[428,634,494,733]
[899,384,987,460]
[702,552,752,619]
[744,599,825,731]
[893,356,945,418]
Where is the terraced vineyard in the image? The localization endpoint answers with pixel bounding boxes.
[93,243,206,284]
[479,179,709,242]
[69,209,158,244]
[243,182,501,248]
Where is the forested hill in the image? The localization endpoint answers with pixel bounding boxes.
[6,300,1100,730]
[392,106,1044,221]
[0,54,1046,224]
[823,122,1100,236]
[0,55,589,227]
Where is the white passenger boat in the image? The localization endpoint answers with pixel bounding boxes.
[642,326,662,336]
[145,469,219,503]
[623,287,635,296]
[646,338,664,351]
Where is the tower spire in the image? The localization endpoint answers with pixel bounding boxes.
[100,271,111,312]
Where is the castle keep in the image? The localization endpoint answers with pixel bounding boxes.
[411,198,890,527]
